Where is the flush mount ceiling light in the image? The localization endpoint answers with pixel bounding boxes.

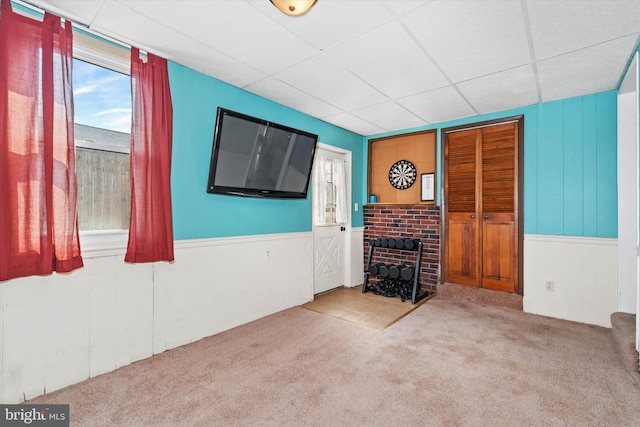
[270,0,317,16]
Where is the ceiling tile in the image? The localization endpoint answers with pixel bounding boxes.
[457,65,539,114]
[178,47,266,90]
[321,112,387,136]
[401,0,531,83]
[123,0,318,75]
[28,0,104,26]
[274,54,389,111]
[382,0,431,17]
[245,78,342,118]
[89,1,266,88]
[537,34,639,102]
[527,0,640,60]
[352,101,427,132]
[326,21,449,98]
[398,86,476,124]
[250,0,394,51]
[89,1,183,57]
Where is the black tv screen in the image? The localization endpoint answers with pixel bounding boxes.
[207,108,318,199]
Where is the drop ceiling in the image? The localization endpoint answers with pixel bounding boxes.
[24,0,640,136]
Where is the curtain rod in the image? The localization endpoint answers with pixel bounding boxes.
[13,0,135,52]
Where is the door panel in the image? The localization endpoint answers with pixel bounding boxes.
[445,129,479,287]
[446,130,478,213]
[482,124,515,213]
[314,226,344,294]
[446,212,479,286]
[481,124,517,292]
[481,213,516,292]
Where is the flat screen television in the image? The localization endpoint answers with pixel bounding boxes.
[207,108,318,199]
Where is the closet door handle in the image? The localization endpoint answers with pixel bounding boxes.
[484,215,490,220]
[470,214,475,219]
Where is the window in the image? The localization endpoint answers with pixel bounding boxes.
[313,154,348,226]
[73,37,132,231]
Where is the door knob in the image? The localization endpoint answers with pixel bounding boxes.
[470,214,475,219]
[484,215,489,219]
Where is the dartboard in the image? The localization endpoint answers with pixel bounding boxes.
[388,160,417,190]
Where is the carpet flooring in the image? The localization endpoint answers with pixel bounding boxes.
[28,295,640,426]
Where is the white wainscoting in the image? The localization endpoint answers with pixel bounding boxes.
[523,234,618,327]
[0,232,313,404]
[350,227,364,287]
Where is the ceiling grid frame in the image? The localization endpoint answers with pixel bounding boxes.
[16,0,640,136]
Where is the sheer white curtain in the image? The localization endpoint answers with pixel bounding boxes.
[313,154,347,226]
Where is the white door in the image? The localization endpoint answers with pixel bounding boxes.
[313,147,350,294]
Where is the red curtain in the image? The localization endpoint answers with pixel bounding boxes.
[0,0,83,281]
[125,47,174,263]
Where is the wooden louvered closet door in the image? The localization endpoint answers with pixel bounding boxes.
[445,121,519,293]
[445,129,480,287]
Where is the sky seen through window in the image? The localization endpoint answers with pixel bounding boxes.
[73,58,131,134]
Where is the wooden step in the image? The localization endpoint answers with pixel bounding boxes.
[610,312,639,384]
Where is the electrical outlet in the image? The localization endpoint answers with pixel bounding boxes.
[266,249,271,260]
[545,280,555,292]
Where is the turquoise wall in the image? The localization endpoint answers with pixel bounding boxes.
[168,62,364,240]
[366,90,618,238]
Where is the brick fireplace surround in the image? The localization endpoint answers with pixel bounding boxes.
[363,204,441,296]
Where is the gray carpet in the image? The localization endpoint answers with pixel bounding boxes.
[28,296,640,426]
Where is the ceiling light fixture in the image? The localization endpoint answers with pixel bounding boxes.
[270,0,317,16]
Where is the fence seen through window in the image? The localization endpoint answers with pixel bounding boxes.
[73,58,132,231]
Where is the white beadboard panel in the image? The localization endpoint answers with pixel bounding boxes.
[115,262,154,367]
[153,233,313,354]
[523,234,618,327]
[2,271,92,401]
[88,255,154,377]
[271,236,314,311]
[42,273,91,397]
[88,255,120,378]
[350,227,365,287]
[152,242,221,354]
[1,231,313,403]
[3,278,49,402]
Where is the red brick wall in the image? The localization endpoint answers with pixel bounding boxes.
[363,204,441,294]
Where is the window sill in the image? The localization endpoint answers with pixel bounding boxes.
[79,229,128,258]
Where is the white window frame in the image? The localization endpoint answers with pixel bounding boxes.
[73,33,132,257]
